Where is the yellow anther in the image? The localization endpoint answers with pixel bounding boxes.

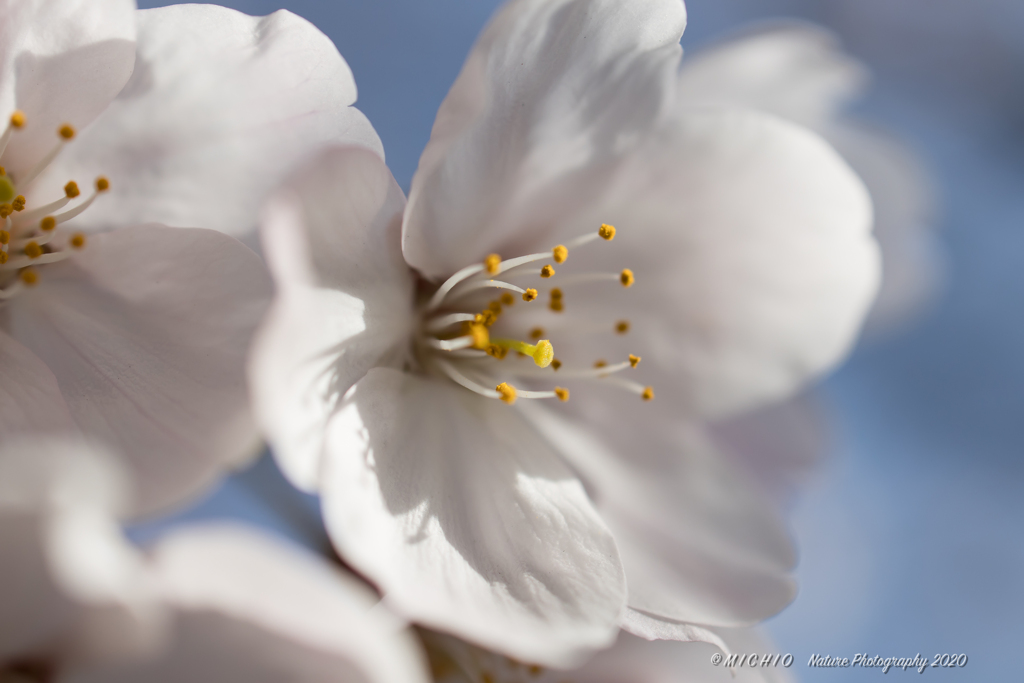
[12,195,24,211]
[70,233,86,249]
[599,223,616,240]
[533,340,554,367]
[468,323,489,349]
[0,230,8,244]
[616,320,630,334]
[486,344,508,360]
[40,216,56,231]
[554,387,569,402]
[484,253,501,274]
[522,288,538,302]
[19,269,38,286]
[487,300,502,314]
[0,204,11,219]
[552,245,568,263]
[495,382,517,404]
[9,111,25,129]
[500,292,515,306]
[551,359,562,371]
[59,124,75,140]
[0,166,4,175]
[529,327,544,340]
[475,309,498,327]
[527,665,543,676]
[629,354,641,368]
[540,264,555,278]
[24,241,42,259]
[641,386,654,401]
[550,287,563,300]
[620,268,635,287]
[64,181,80,199]
[0,252,7,264]
[549,299,564,313]
[95,176,110,192]
[594,359,608,369]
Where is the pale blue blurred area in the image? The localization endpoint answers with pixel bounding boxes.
[131,0,1023,680]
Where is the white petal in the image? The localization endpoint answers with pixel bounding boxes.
[0,437,161,664]
[583,107,879,417]
[0,0,135,178]
[250,147,412,491]
[827,123,942,334]
[320,368,626,668]
[676,22,867,129]
[620,608,729,651]
[0,329,77,434]
[526,402,796,627]
[7,225,272,516]
[68,524,430,683]
[403,0,687,279]
[37,4,382,238]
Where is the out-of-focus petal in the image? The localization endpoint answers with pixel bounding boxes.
[38,4,382,238]
[0,0,135,177]
[320,368,626,668]
[69,524,430,683]
[8,225,271,516]
[0,329,77,434]
[676,22,867,129]
[250,147,412,491]
[403,0,687,278]
[0,437,161,665]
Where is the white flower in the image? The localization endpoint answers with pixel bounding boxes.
[0,438,430,683]
[249,0,879,667]
[0,0,380,514]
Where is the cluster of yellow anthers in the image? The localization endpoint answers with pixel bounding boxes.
[0,111,109,293]
[420,223,654,405]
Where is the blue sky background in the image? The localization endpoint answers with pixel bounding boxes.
[133,1,1024,680]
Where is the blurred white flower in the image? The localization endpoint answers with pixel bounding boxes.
[250,0,878,667]
[0,0,380,514]
[676,22,941,334]
[0,438,431,683]
[424,627,791,683]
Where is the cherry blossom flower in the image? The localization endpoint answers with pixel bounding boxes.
[250,0,879,667]
[0,438,430,683]
[0,0,380,514]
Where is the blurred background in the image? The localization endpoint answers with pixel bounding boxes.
[134,1,1023,680]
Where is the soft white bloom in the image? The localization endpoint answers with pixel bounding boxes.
[0,0,380,514]
[0,439,430,683]
[425,627,791,683]
[250,0,879,667]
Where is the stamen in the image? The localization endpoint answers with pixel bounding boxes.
[0,230,9,244]
[19,269,38,286]
[70,233,86,249]
[448,278,526,301]
[425,313,477,332]
[551,359,562,371]
[616,320,630,334]
[629,354,641,368]
[425,336,478,352]
[566,223,617,249]
[600,376,654,400]
[529,327,544,339]
[45,186,105,226]
[552,272,632,288]
[0,111,26,158]
[554,387,569,401]
[522,288,538,302]
[500,292,515,307]
[426,262,486,311]
[17,198,72,225]
[40,216,56,231]
[475,309,498,327]
[495,382,517,404]
[487,300,503,314]
[19,126,76,187]
[484,253,502,274]
[485,344,508,359]
[552,245,568,263]
[594,359,608,368]
[540,264,555,278]
[433,358,502,399]
[23,241,42,259]
[620,269,634,287]
[12,195,24,212]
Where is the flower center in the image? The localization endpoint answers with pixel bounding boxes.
[0,111,108,299]
[414,224,653,405]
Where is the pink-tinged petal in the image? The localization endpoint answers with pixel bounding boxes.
[69,524,430,683]
[0,0,135,178]
[0,438,161,664]
[576,108,878,417]
[676,22,867,129]
[827,123,942,335]
[38,4,382,238]
[0,329,77,434]
[320,368,626,668]
[7,225,272,516]
[403,0,687,279]
[250,147,412,491]
[526,401,796,627]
